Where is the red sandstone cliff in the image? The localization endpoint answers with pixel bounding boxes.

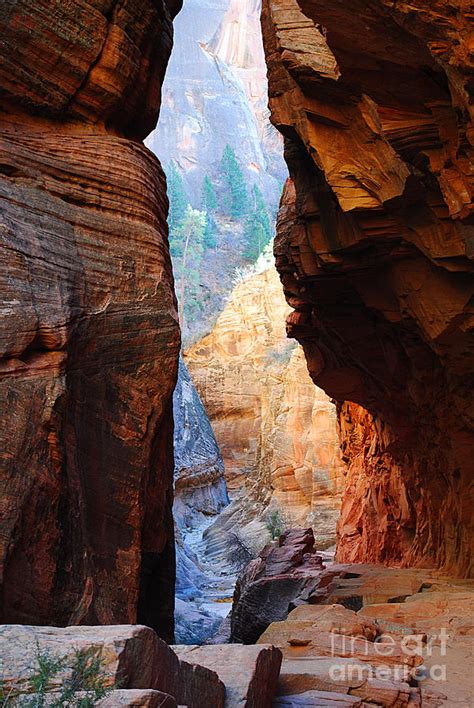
[262,0,474,576]
[0,0,181,639]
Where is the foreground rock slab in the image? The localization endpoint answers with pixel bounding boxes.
[172,644,283,708]
[231,543,473,705]
[0,625,225,708]
[98,691,177,707]
[38,690,178,707]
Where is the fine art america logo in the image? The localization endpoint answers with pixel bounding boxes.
[328,627,450,683]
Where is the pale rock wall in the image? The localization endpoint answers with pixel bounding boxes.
[185,266,344,548]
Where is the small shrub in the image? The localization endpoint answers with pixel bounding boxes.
[266,510,283,540]
[3,643,115,707]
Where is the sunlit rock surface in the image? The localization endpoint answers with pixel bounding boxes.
[0,0,181,639]
[231,532,474,705]
[185,266,345,553]
[262,0,474,577]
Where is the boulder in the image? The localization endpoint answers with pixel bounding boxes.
[231,529,326,643]
[171,644,283,708]
[0,625,225,708]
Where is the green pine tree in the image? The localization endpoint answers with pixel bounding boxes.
[203,213,218,249]
[171,205,206,330]
[219,145,249,219]
[167,161,188,232]
[244,184,273,260]
[201,174,218,212]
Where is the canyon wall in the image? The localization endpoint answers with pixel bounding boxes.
[173,358,229,532]
[186,266,345,551]
[262,0,474,575]
[0,0,181,639]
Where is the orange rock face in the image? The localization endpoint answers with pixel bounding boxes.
[0,0,181,638]
[185,267,344,546]
[262,0,474,575]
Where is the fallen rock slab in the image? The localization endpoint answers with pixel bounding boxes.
[358,592,474,636]
[0,625,178,697]
[172,644,282,707]
[231,529,326,643]
[0,625,225,708]
[27,691,178,707]
[176,659,225,708]
[278,657,414,707]
[260,604,378,642]
[98,691,178,707]
[273,690,363,706]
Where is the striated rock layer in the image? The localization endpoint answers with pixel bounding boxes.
[262,0,474,576]
[173,359,228,531]
[185,266,345,550]
[0,0,181,638]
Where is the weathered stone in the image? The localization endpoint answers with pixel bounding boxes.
[20,691,178,707]
[273,691,362,706]
[0,0,180,139]
[359,591,474,637]
[89,690,178,707]
[0,0,181,637]
[259,604,378,646]
[186,266,345,554]
[263,0,474,577]
[175,659,226,708]
[1,624,229,708]
[231,529,326,644]
[277,657,413,706]
[98,692,177,707]
[0,625,179,697]
[171,644,283,708]
[173,357,228,531]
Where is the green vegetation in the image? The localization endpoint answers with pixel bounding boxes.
[201,174,218,213]
[266,510,283,540]
[219,145,249,219]
[170,204,207,329]
[167,160,189,232]
[165,151,275,336]
[1,643,115,707]
[244,184,272,261]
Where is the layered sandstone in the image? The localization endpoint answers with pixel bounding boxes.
[0,0,181,638]
[0,624,226,707]
[262,0,474,576]
[185,265,345,550]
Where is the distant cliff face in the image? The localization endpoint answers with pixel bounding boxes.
[185,266,344,548]
[0,0,181,639]
[173,358,229,531]
[147,0,286,206]
[262,0,474,576]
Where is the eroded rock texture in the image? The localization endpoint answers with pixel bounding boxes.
[173,358,228,531]
[185,266,345,551]
[0,0,181,638]
[262,0,474,576]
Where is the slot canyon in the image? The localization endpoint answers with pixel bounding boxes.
[0,0,473,707]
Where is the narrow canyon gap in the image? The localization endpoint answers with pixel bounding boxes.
[0,0,473,650]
